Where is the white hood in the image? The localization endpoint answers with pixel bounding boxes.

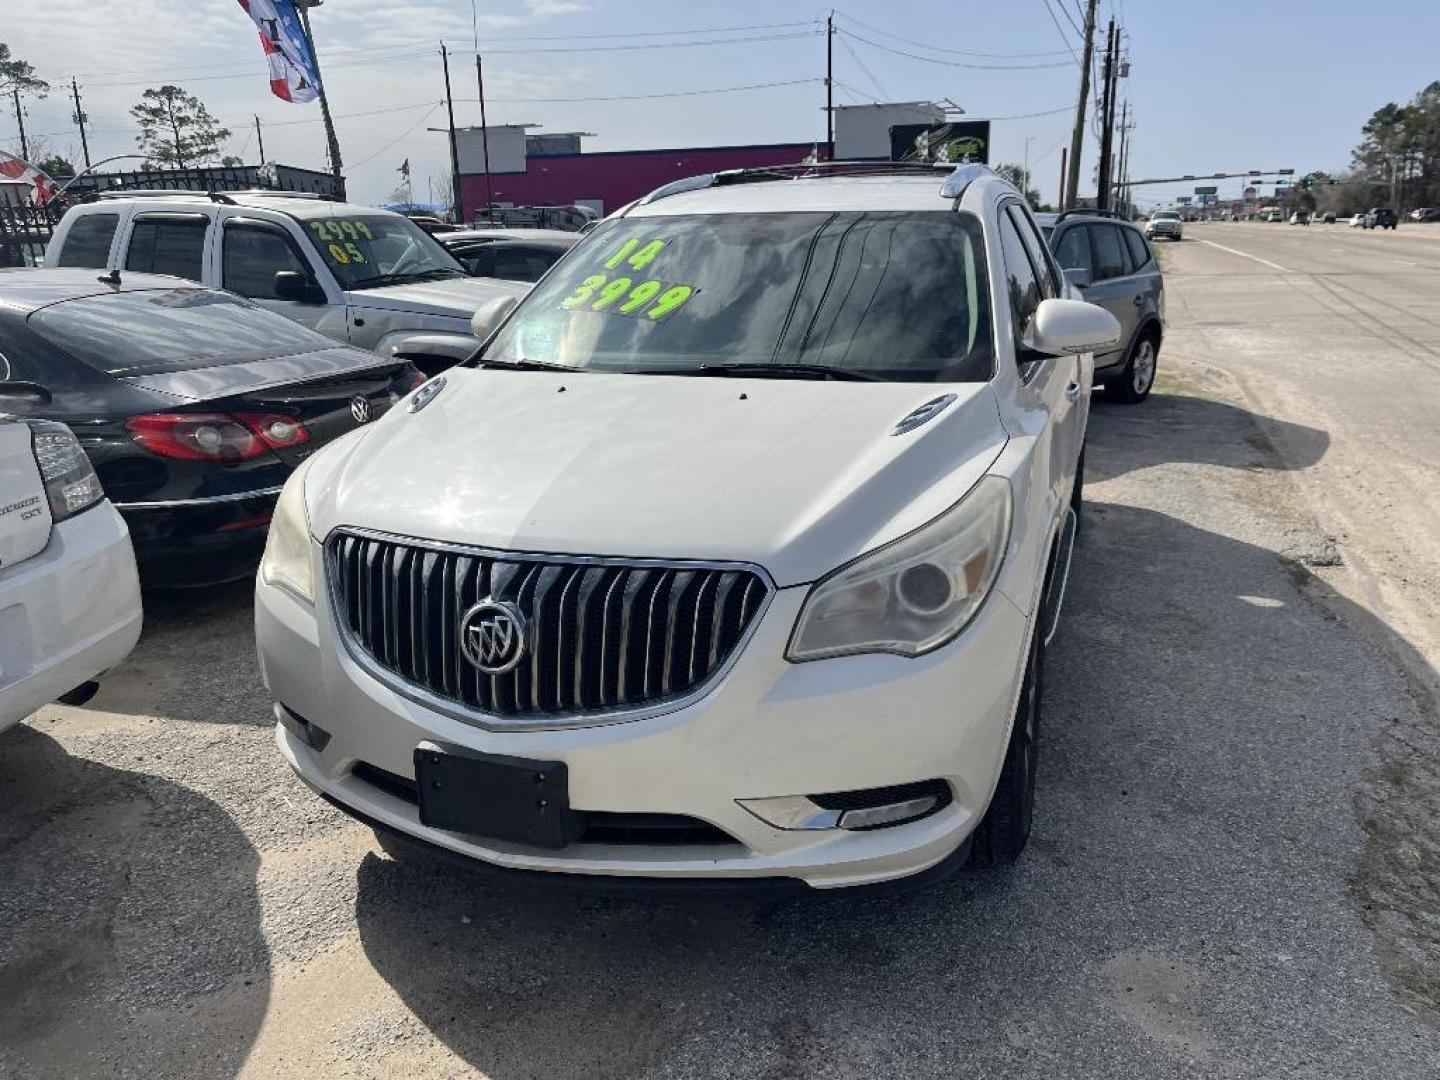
[346,276,527,319]
[306,370,1009,587]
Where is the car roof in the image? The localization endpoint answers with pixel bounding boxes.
[75,191,407,222]
[624,165,1012,218]
[443,228,579,243]
[449,236,577,252]
[0,267,215,315]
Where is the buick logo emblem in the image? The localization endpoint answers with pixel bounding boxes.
[459,599,527,674]
[350,396,373,424]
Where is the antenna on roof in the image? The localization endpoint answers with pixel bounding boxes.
[97,269,121,287]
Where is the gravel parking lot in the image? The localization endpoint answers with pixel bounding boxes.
[4,227,1439,1078]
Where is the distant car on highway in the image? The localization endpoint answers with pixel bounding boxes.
[1365,207,1398,230]
[1046,212,1164,403]
[1408,207,1440,223]
[1322,212,1337,224]
[1289,211,1311,225]
[1266,209,1284,222]
[1144,210,1183,242]
[1350,213,1367,228]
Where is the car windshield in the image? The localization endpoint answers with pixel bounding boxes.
[29,288,337,376]
[480,211,994,382]
[297,213,466,290]
[1154,212,1181,220]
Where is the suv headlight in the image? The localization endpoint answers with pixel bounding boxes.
[259,465,314,602]
[787,476,1012,662]
[29,421,106,522]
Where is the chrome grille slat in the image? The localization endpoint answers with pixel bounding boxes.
[328,532,771,725]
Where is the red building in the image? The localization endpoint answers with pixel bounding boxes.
[456,136,820,222]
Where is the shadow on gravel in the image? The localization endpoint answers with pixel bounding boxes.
[0,725,270,1080]
[350,487,1440,1075]
[76,577,269,728]
[1087,392,1329,483]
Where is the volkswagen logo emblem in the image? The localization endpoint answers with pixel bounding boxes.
[350,396,373,424]
[459,599,527,674]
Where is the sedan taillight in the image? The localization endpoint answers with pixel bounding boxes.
[125,412,311,462]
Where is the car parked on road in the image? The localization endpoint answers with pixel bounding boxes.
[1408,207,1440,223]
[255,162,1121,889]
[1351,213,1367,228]
[0,269,425,585]
[1044,212,1164,403]
[1321,212,1337,224]
[0,384,141,732]
[1289,210,1311,225]
[435,229,579,283]
[1365,207,1398,230]
[45,192,526,376]
[1144,210,1183,242]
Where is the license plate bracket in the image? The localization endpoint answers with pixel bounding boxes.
[414,742,583,850]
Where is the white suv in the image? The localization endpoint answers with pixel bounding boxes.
[45,192,525,375]
[255,163,1120,888]
[1,385,141,732]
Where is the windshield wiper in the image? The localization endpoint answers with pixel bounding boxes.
[474,358,578,373]
[689,362,881,382]
[348,268,465,289]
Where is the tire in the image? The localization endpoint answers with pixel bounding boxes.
[968,616,1044,868]
[1106,332,1158,404]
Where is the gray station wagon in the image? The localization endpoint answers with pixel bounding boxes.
[1040,212,1164,403]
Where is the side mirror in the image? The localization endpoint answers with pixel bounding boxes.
[1029,298,1121,356]
[1062,267,1093,290]
[0,380,51,410]
[471,295,519,340]
[274,271,325,304]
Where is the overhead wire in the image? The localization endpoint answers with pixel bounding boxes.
[837,28,1075,71]
[830,9,1074,59]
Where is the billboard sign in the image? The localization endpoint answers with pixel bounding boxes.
[890,120,991,165]
[1176,196,1193,204]
[1194,185,1218,195]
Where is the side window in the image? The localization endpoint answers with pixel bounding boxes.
[1006,204,1059,297]
[1123,227,1152,271]
[997,210,1043,352]
[490,247,558,283]
[55,213,119,269]
[1088,224,1129,281]
[222,224,312,300]
[125,216,208,281]
[1053,225,1092,273]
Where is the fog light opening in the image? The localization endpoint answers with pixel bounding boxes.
[838,796,939,831]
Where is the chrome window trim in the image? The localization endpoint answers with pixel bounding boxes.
[322,525,777,733]
[114,485,283,510]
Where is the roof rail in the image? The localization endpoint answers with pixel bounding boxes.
[1054,208,1126,223]
[638,159,989,206]
[90,188,329,202]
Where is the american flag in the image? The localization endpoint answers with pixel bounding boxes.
[0,152,58,205]
[237,0,323,104]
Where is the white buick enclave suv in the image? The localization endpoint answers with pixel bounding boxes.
[255,163,1120,889]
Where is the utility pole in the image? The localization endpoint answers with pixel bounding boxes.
[1065,0,1099,209]
[1058,147,1068,211]
[825,11,834,160]
[1096,20,1118,210]
[295,1,343,187]
[255,115,266,164]
[1115,102,1129,217]
[71,79,91,170]
[12,88,28,162]
[475,54,494,223]
[1023,136,1034,198]
[441,44,462,224]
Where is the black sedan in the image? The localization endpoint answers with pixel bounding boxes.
[0,269,423,585]
[435,232,578,283]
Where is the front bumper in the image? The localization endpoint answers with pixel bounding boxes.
[257,549,1033,888]
[0,503,142,731]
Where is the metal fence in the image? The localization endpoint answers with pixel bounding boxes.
[0,197,58,267]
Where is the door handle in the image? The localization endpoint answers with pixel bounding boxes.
[1065,382,1082,401]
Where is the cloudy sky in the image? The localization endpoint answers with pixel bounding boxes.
[6,0,1438,207]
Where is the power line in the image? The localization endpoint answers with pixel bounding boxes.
[461,78,822,105]
[831,10,1073,59]
[1040,0,1082,63]
[348,102,443,169]
[837,28,1075,71]
[835,33,888,101]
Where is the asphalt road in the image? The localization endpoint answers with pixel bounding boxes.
[3,225,1439,1078]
